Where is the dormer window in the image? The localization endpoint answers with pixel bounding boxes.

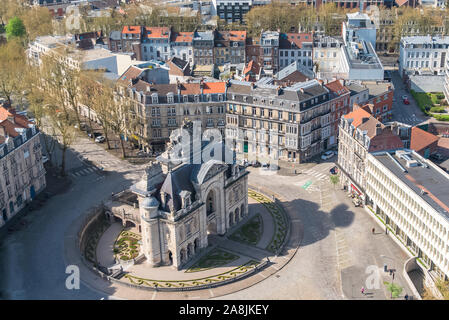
[218,94,223,101]
[180,190,192,209]
[167,93,174,103]
[194,95,199,102]
[183,95,188,103]
[151,93,158,104]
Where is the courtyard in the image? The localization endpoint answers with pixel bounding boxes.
[93,191,291,290]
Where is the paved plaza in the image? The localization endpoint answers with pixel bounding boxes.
[0,135,416,300]
[95,196,280,285]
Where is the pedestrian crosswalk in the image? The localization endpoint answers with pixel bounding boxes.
[303,168,329,181]
[69,166,102,178]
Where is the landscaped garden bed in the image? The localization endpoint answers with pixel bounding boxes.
[186,248,240,273]
[229,214,263,246]
[123,260,260,288]
[410,90,449,121]
[248,190,288,254]
[114,230,142,261]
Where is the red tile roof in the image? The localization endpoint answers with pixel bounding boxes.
[344,107,373,128]
[0,106,32,128]
[410,127,439,153]
[0,119,22,137]
[118,66,143,84]
[243,60,260,75]
[122,26,142,34]
[172,32,193,43]
[282,33,312,49]
[325,80,350,96]
[202,82,226,94]
[229,31,247,42]
[144,27,170,39]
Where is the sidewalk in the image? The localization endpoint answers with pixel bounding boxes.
[63,189,303,299]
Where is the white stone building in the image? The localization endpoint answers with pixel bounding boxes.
[141,27,171,62]
[365,149,449,280]
[399,36,449,78]
[107,126,248,269]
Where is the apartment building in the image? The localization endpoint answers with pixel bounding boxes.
[338,108,407,201]
[260,31,280,76]
[225,79,347,163]
[121,26,143,53]
[354,81,394,123]
[399,36,449,78]
[171,32,194,65]
[211,0,270,24]
[278,33,313,70]
[0,107,46,228]
[193,31,215,66]
[120,80,227,153]
[141,27,171,62]
[365,149,449,279]
[337,108,438,202]
[313,35,345,80]
[214,31,246,66]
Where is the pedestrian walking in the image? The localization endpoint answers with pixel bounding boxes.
[404,294,409,300]
[372,227,375,234]
[392,272,395,280]
[361,287,365,295]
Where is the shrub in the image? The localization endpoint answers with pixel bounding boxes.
[434,114,449,121]
[430,106,446,113]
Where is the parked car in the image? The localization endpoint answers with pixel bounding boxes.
[95,136,105,143]
[321,151,335,160]
[403,98,410,105]
[401,95,408,100]
[88,132,102,139]
[251,161,261,167]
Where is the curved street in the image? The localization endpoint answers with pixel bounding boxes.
[0,136,413,300]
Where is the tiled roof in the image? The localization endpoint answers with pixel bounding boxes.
[325,80,350,96]
[0,119,22,137]
[117,66,143,84]
[243,60,260,75]
[122,26,142,34]
[172,32,194,43]
[229,31,247,42]
[0,107,32,129]
[279,33,312,49]
[131,80,225,95]
[144,27,170,39]
[344,107,373,128]
[410,127,439,153]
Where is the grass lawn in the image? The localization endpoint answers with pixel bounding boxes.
[114,230,141,261]
[410,91,449,121]
[186,248,240,273]
[229,214,263,246]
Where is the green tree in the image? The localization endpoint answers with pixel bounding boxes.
[5,16,26,40]
[330,174,339,189]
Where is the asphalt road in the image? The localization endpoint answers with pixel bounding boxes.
[0,142,413,300]
[389,70,430,126]
[0,136,143,300]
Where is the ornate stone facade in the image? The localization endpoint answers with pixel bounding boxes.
[110,122,249,270]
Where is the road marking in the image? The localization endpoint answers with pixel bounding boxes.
[302,181,313,189]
